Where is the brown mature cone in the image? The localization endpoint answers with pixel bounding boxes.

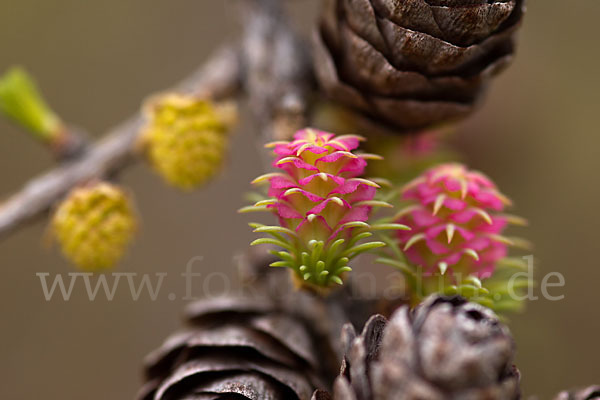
[325,295,521,399]
[137,249,406,400]
[313,0,526,131]
[554,386,600,400]
[137,296,332,400]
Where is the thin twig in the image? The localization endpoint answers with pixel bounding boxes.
[0,45,242,241]
[242,0,313,144]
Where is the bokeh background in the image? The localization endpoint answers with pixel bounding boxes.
[1,1,598,398]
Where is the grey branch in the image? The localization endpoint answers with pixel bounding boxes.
[0,45,242,241]
[242,0,313,143]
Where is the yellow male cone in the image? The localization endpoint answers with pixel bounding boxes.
[52,182,137,271]
[140,93,237,190]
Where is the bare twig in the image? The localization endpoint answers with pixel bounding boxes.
[0,45,242,241]
[242,0,313,144]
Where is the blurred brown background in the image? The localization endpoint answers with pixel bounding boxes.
[0,1,598,399]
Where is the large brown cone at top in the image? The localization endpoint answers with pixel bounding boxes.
[313,0,526,132]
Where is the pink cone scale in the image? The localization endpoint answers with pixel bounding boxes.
[390,163,529,308]
[397,163,513,279]
[242,128,407,290]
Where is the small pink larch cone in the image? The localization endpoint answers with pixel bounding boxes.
[390,163,529,309]
[242,128,407,290]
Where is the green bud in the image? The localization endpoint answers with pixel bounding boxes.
[0,66,62,141]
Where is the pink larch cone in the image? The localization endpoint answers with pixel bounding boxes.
[243,128,406,290]
[391,163,529,309]
[398,163,510,279]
